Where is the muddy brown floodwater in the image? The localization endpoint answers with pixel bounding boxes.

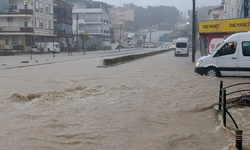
[0,52,249,150]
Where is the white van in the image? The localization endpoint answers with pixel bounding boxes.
[175,38,189,56]
[36,42,60,53]
[195,31,250,77]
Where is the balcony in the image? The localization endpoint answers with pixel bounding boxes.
[56,32,73,38]
[0,9,33,17]
[57,18,73,25]
[0,27,34,34]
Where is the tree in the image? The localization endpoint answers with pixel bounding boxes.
[123,20,136,32]
[110,28,115,43]
[79,32,90,55]
[188,6,218,21]
[143,34,147,43]
[0,0,10,13]
[124,3,179,30]
[36,43,48,52]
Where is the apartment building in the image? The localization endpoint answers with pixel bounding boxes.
[0,0,54,51]
[110,7,134,25]
[54,0,73,48]
[207,6,224,20]
[110,7,134,42]
[72,0,111,49]
[224,0,241,19]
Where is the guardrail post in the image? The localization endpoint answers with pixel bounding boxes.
[219,81,223,112]
[236,130,243,150]
[223,89,227,127]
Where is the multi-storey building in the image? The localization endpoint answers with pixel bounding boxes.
[110,7,134,42]
[54,0,73,48]
[110,7,134,25]
[72,0,111,49]
[0,0,55,51]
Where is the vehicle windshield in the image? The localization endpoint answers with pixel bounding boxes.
[209,42,224,55]
[176,42,187,48]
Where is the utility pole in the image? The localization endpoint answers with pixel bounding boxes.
[119,25,122,51]
[192,0,196,63]
[150,28,152,43]
[76,13,79,52]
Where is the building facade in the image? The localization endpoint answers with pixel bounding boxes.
[72,0,111,49]
[110,7,134,25]
[54,0,73,48]
[110,7,134,42]
[0,0,55,51]
[224,0,241,19]
[207,6,224,20]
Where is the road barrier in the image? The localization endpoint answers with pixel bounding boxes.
[101,48,174,67]
[218,81,250,150]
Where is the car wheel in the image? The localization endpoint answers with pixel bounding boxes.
[205,67,219,77]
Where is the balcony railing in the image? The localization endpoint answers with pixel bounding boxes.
[57,18,73,25]
[0,9,33,15]
[0,27,33,33]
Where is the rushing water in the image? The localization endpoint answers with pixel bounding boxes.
[0,52,249,150]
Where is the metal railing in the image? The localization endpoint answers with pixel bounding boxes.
[218,81,250,150]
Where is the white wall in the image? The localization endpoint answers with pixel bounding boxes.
[208,8,224,20]
[0,18,32,27]
[224,0,240,19]
[33,0,54,36]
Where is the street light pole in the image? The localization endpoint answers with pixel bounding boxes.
[119,25,122,51]
[192,0,196,63]
[76,13,79,52]
[150,28,151,43]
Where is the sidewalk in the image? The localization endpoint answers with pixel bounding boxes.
[0,48,157,70]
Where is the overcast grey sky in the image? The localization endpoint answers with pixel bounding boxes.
[101,0,221,11]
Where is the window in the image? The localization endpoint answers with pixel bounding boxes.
[242,41,250,56]
[50,5,53,14]
[24,20,28,27]
[217,42,237,56]
[35,18,39,28]
[86,4,92,8]
[46,4,49,14]
[176,43,187,48]
[39,19,43,28]
[24,3,27,9]
[46,20,49,29]
[50,21,53,30]
[12,36,19,45]
[93,4,100,8]
[39,2,43,12]
[35,1,39,11]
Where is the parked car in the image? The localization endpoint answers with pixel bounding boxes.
[195,31,250,77]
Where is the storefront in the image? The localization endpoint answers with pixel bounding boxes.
[199,18,250,54]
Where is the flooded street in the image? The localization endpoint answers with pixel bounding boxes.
[0,51,249,150]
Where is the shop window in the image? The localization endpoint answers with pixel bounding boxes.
[12,36,19,45]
